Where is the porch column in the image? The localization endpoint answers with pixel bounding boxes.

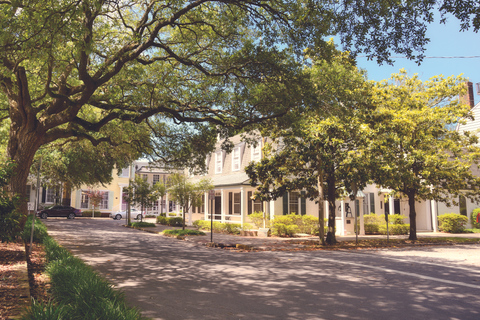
[240,187,245,226]
[389,196,394,215]
[340,200,346,236]
[204,192,208,221]
[359,198,365,235]
[220,189,225,223]
[431,200,438,232]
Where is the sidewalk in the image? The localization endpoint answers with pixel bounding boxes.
[132,219,480,250]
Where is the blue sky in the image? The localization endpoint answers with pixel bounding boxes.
[354,15,480,103]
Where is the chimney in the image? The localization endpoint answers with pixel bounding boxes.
[460,82,475,109]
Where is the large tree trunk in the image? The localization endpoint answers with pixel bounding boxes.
[7,126,45,229]
[325,173,337,245]
[407,191,417,240]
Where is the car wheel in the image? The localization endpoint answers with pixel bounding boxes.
[67,213,75,219]
[136,214,142,220]
[115,214,122,220]
[41,212,47,219]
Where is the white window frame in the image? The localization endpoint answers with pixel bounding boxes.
[215,151,223,174]
[251,140,262,162]
[46,188,55,203]
[119,167,130,178]
[153,174,160,184]
[99,191,109,210]
[232,146,241,171]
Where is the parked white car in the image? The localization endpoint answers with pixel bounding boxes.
[109,209,144,220]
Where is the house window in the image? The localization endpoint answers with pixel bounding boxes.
[99,191,109,209]
[247,191,263,214]
[46,188,55,203]
[369,193,375,214]
[459,195,467,216]
[81,193,89,209]
[215,151,223,174]
[228,192,241,215]
[153,175,160,184]
[232,147,241,171]
[142,174,148,181]
[119,167,130,177]
[151,200,159,211]
[289,192,299,214]
[251,141,261,162]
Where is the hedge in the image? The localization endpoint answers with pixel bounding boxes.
[438,213,468,233]
[156,216,183,227]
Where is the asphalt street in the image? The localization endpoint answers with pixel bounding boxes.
[45,218,480,320]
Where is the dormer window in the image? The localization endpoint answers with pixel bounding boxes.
[215,151,223,174]
[232,146,241,171]
[251,140,262,162]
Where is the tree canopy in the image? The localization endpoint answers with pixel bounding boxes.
[370,71,480,240]
[1,0,479,228]
[246,52,374,244]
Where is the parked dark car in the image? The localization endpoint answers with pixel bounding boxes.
[37,205,82,219]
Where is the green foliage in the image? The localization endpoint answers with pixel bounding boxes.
[249,211,270,229]
[193,220,242,234]
[242,223,254,231]
[269,214,324,237]
[131,222,155,228]
[438,214,469,233]
[164,229,206,236]
[364,214,409,235]
[22,216,48,244]
[156,216,183,227]
[26,236,144,320]
[371,71,480,240]
[81,210,101,217]
[0,161,21,243]
[471,208,480,228]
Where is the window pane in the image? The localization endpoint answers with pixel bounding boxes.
[289,192,298,214]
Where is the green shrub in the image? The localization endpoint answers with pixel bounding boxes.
[27,236,144,320]
[271,222,299,237]
[224,223,242,235]
[193,219,211,230]
[364,214,409,235]
[167,212,178,217]
[379,224,410,235]
[299,215,320,235]
[242,223,253,231]
[22,215,48,243]
[156,216,183,227]
[81,210,102,217]
[0,199,21,243]
[249,211,270,228]
[438,213,468,233]
[164,229,206,236]
[130,222,155,228]
[471,208,480,229]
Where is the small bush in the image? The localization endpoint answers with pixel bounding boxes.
[299,215,320,235]
[81,210,101,217]
[224,223,242,235]
[439,213,468,233]
[364,214,409,235]
[22,215,48,243]
[156,216,183,227]
[242,223,253,231]
[271,222,299,237]
[28,236,144,320]
[379,224,410,235]
[130,222,155,228]
[471,208,480,229]
[249,211,270,229]
[164,229,205,236]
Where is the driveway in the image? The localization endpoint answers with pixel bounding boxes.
[45,218,480,320]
